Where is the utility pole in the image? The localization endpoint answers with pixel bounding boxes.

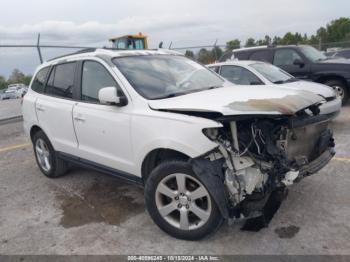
[37,33,43,64]
[213,39,218,61]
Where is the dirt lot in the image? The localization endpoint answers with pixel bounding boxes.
[0,103,349,255]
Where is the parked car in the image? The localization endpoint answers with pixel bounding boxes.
[1,88,20,100]
[1,84,25,100]
[23,49,336,240]
[325,48,350,59]
[208,60,341,116]
[220,45,350,104]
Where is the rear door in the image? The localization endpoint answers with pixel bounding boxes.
[72,59,134,174]
[35,62,79,155]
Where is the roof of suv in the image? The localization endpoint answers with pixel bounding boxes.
[234,44,307,53]
[208,60,262,67]
[44,48,183,66]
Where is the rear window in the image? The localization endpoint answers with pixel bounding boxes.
[46,62,76,99]
[234,51,250,60]
[31,67,49,93]
[249,50,272,62]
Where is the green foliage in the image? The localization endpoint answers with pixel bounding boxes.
[195,46,224,64]
[226,39,241,50]
[248,17,350,50]
[211,46,223,61]
[0,69,32,90]
[245,38,256,47]
[8,69,26,84]
[197,48,212,64]
[0,76,7,90]
[185,50,195,58]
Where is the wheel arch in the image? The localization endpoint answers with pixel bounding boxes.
[316,74,349,89]
[141,148,190,184]
[30,125,45,142]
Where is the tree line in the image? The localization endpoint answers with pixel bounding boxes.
[186,17,350,64]
[0,69,32,90]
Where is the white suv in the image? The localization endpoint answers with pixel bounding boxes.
[23,49,337,240]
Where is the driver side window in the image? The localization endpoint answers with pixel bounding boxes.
[81,61,120,103]
[273,49,302,66]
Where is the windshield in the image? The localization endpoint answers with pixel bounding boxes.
[112,55,224,99]
[299,46,327,62]
[250,62,294,83]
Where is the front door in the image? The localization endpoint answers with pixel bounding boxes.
[273,48,311,80]
[72,60,134,174]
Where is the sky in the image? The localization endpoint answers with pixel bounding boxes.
[0,0,349,78]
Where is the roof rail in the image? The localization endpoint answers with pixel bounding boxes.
[47,48,97,62]
[47,47,169,62]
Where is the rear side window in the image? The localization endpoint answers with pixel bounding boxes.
[249,50,272,62]
[208,66,220,73]
[234,51,249,60]
[31,67,49,93]
[46,62,76,99]
[81,61,119,102]
[220,65,263,85]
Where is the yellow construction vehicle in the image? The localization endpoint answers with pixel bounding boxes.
[109,33,148,50]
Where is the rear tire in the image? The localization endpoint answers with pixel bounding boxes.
[32,130,68,178]
[323,79,349,105]
[144,160,223,240]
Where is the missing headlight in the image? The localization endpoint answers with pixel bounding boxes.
[202,128,220,140]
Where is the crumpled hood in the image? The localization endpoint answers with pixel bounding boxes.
[149,85,325,116]
[280,80,335,98]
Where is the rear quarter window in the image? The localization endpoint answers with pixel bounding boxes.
[249,50,272,62]
[31,67,50,93]
[234,51,250,60]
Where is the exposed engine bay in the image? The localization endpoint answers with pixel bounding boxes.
[192,111,335,221]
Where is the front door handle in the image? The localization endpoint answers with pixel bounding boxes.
[36,105,45,112]
[73,116,86,122]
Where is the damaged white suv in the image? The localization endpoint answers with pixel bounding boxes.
[23,49,337,240]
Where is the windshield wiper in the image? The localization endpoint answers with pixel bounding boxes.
[272,80,284,84]
[206,85,222,90]
[273,78,298,84]
[154,92,188,99]
[153,85,223,99]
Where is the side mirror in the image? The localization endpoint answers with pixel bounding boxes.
[293,58,305,67]
[98,87,127,107]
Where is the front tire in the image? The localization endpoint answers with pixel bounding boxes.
[323,79,349,105]
[32,130,68,178]
[144,160,223,240]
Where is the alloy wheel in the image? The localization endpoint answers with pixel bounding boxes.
[155,173,212,230]
[35,138,51,172]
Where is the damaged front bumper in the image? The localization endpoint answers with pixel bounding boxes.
[190,112,336,221]
[298,147,335,178]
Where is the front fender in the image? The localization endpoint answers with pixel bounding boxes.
[135,138,218,177]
